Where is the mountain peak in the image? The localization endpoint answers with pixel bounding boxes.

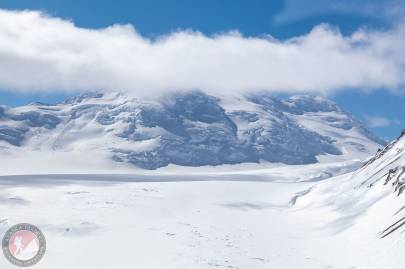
[283,94,340,114]
[63,92,105,104]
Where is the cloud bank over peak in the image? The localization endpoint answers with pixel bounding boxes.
[0,9,404,97]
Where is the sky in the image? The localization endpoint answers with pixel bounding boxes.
[0,0,404,140]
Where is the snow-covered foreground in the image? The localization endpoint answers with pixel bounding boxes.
[0,170,404,269]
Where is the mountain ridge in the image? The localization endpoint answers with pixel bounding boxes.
[0,91,384,169]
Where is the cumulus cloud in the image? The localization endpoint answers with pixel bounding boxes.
[366,116,401,128]
[0,9,404,96]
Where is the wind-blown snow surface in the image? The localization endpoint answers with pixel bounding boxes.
[0,175,333,269]
[0,91,383,172]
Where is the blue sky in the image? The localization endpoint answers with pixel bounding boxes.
[0,0,404,140]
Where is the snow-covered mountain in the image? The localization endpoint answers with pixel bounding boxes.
[0,91,384,169]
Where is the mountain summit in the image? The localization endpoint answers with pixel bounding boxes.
[0,91,384,169]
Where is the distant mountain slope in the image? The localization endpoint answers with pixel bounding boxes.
[0,91,384,169]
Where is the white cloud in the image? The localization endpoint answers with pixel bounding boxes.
[0,9,405,97]
[366,116,401,128]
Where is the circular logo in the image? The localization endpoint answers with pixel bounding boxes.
[2,223,46,267]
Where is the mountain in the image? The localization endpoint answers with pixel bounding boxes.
[0,91,384,169]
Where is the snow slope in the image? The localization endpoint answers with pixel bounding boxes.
[294,130,405,269]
